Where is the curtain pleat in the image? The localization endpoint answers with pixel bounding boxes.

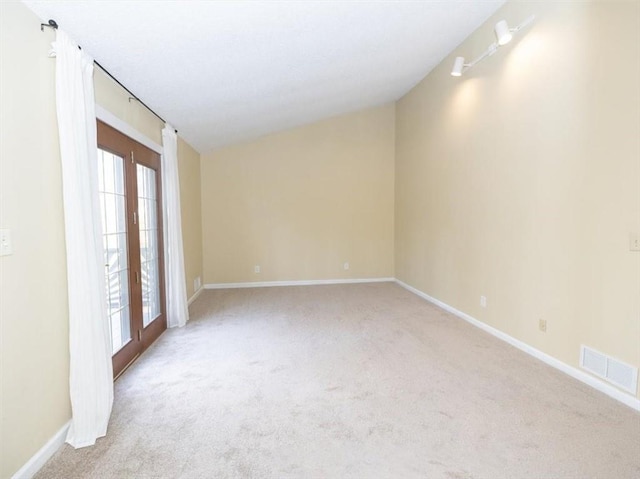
[162,126,189,328]
[53,30,114,448]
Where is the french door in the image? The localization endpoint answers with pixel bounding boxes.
[97,120,166,378]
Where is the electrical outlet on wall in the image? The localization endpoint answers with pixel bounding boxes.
[343,262,349,270]
[194,276,201,291]
[480,295,487,308]
[539,319,547,332]
[254,265,261,274]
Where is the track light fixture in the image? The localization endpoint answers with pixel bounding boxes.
[494,20,513,46]
[451,56,465,77]
[451,15,535,77]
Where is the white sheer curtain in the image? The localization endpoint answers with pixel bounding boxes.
[53,30,113,448]
[162,126,189,328]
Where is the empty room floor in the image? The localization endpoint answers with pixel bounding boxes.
[36,283,640,478]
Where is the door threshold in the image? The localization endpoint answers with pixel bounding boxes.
[114,353,141,381]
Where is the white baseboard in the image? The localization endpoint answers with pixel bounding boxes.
[11,421,70,479]
[394,279,640,411]
[204,277,395,290]
[187,287,203,305]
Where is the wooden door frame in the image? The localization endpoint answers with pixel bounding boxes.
[97,120,167,378]
[132,140,167,351]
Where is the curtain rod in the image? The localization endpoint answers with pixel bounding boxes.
[41,19,178,134]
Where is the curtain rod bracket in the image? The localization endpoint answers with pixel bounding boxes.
[40,18,178,135]
[41,19,58,32]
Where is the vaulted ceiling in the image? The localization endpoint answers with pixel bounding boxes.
[24,1,504,152]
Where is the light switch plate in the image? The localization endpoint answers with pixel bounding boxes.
[630,232,640,252]
[0,229,13,256]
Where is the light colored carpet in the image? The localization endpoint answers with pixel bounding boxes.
[35,283,640,478]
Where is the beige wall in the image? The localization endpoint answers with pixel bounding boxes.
[0,2,203,476]
[0,3,70,477]
[395,1,640,397]
[2,0,638,476]
[178,138,203,299]
[94,69,163,145]
[201,104,395,284]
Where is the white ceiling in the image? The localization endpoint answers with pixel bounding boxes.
[24,1,504,153]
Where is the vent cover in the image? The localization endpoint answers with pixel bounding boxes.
[580,345,638,394]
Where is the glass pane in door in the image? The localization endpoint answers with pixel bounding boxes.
[98,149,132,353]
[137,164,161,327]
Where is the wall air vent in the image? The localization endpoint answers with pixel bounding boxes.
[580,345,638,395]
